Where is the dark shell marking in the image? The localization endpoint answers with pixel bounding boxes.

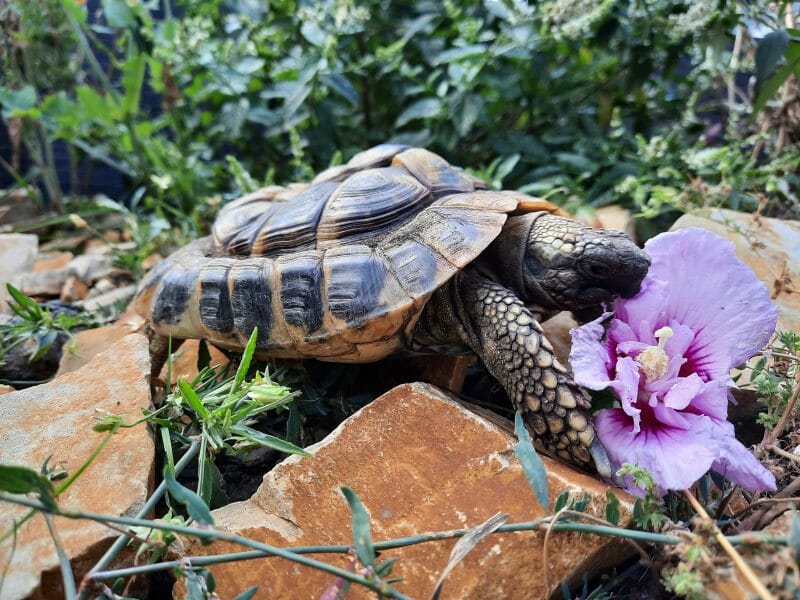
[135,146,560,362]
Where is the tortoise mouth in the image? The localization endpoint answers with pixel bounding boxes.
[575,286,616,308]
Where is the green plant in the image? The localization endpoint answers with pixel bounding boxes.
[138,329,309,505]
[751,330,800,430]
[0,283,100,367]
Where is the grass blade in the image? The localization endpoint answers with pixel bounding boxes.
[513,411,549,511]
[340,486,376,568]
[430,512,508,600]
[179,380,211,420]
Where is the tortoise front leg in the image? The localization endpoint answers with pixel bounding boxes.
[413,273,611,476]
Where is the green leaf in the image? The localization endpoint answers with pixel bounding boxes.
[340,486,376,568]
[179,380,211,420]
[755,30,789,85]
[6,284,41,320]
[234,586,260,600]
[605,489,621,526]
[102,0,136,28]
[553,491,570,512]
[513,411,549,511]
[321,74,359,107]
[163,467,215,527]
[121,53,145,116]
[395,98,442,127]
[433,44,487,65]
[231,328,258,396]
[0,86,37,118]
[752,42,800,115]
[0,464,56,499]
[231,425,312,457]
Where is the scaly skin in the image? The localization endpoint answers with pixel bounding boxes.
[412,272,602,471]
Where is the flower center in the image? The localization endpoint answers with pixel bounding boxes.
[636,326,673,383]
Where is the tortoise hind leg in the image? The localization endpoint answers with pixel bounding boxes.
[146,324,185,383]
[412,272,611,476]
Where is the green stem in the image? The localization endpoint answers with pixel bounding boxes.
[44,514,77,600]
[82,520,790,583]
[77,441,200,599]
[2,495,409,600]
[60,3,117,98]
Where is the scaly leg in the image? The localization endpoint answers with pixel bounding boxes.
[412,272,611,475]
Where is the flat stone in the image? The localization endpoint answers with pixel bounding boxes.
[34,251,74,272]
[0,233,38,311]
[0,333,154,599]
[67,254,114,284]
[175,382,633,599]
[595,205,636,241]
[76,284,137,313]
[12,268,70,297]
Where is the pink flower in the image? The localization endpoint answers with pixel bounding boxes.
[570,228,777,495]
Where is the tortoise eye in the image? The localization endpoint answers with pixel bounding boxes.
[584,261,612,279]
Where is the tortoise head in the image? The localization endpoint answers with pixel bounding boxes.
[485,212,650,313]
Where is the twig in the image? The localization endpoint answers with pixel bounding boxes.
[44,514,77,600]
[765,444,800,464]
[731,497,800,521]
[684,490,775,600]
[742,477,800,531]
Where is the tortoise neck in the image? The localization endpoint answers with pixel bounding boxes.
[471,212,549,304]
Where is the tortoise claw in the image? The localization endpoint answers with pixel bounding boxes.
[590,439,616,482]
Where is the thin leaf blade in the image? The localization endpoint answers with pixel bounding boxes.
[513,411,549,511]
[340,486,376,568]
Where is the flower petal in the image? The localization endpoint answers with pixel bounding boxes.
[708,420,777,492]
[609,356,641,431]
[643,228,777,378]
[569,314,614,390]
[663,373,703,410]
[687,379,730,420]
[595,409,716,494]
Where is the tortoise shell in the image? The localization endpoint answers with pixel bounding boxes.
[135,146,564,362]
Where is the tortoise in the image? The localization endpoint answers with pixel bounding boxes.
[134,144,650,475]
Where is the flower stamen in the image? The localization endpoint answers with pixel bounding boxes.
[636,325,673,383]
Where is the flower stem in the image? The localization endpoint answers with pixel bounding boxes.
[1,494,409,600]
[684,490,776,600]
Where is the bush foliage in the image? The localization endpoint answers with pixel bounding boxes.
[0,0,798,233]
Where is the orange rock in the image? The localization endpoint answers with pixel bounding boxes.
[56,310,147,376]
[33,251,74,272]
[595,205,636,240]
[160,339,231,383]
[541,311,580,366]
[60,275,89,302]
[0,384,14,394]
[0,333,154,599]
[175,383,633,600]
